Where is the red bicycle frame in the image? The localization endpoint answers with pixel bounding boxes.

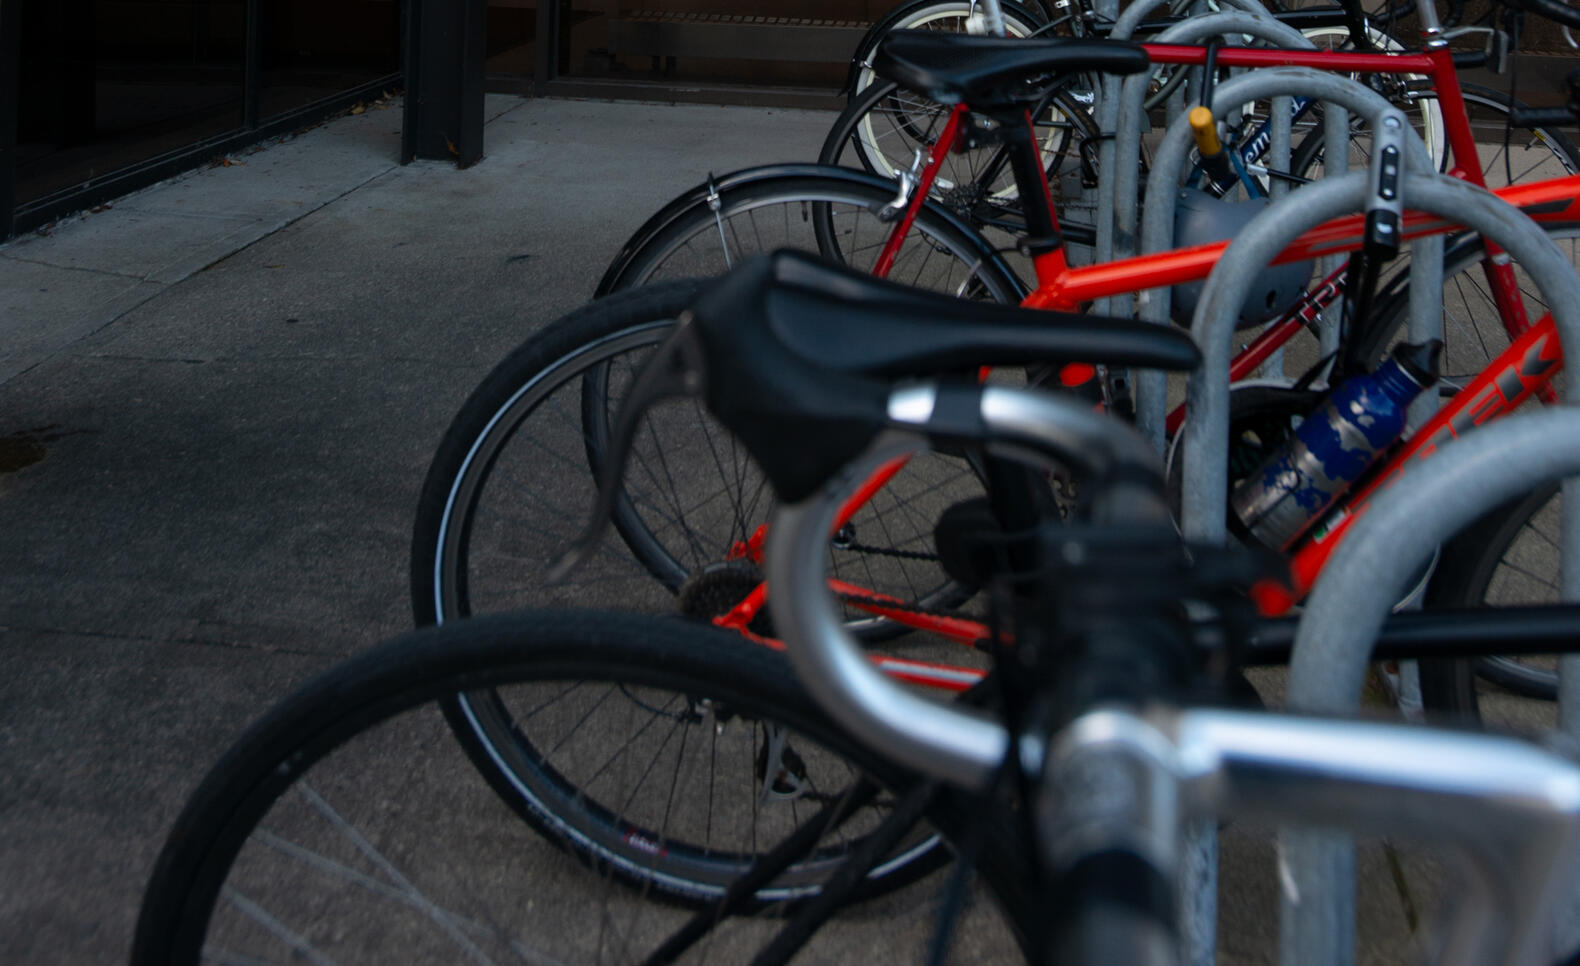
[711,37,1580,692]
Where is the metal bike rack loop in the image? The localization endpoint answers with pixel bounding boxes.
[1093,0,1273,316]
[1121,61,1409,966]
[1133,71,1438,449]
[1182,169,1580,966]
[1175,168,1558,544]
[1113,12,1312,262]
[1291,408,1580,965]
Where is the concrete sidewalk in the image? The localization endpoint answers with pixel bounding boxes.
[0,92,1474,964]
[0,94,835,964]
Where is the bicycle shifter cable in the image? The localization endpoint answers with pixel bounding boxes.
[545,317,709,583]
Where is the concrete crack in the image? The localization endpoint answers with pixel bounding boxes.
[1,622,341,659]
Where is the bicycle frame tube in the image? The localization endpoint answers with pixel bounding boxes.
[1288,315,1565,594]
[1143,42,1434,73]
[1022,173,1580,308]
[873,106,968,278]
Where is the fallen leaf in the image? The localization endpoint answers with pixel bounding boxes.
[350,103,365,115]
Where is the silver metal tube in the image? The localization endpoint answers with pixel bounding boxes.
[1114,13,1311,262]
[1169,705,1580,966]
[1291,410,1580,965]
[1110,0,1269,39]
[1135,68,1427,450]
[1320,106,1351,357]
[1093,0,1122,315]
[1259,92,1295,380]
[765,383,1166,788]
[767,432,1010,791]
[1407,232,1446,430]
[977,0,1006,37]
[1268,95,1292,202]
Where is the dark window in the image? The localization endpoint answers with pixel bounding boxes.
[486,0,536,77]
[15,0,246,205]
[554,1,882,89]
[259,0,400,119]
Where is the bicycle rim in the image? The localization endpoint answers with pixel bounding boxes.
[605,172,1025,299]
[132,612,1028,963]
[421,290,989,635]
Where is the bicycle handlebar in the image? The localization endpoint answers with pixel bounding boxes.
[1511,0,1580,30]
[1512,105,1579,127]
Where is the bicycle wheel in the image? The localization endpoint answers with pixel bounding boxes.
[1280,25,1448,177]
[848,0,1048,100]
[131,611,1030,963]
[1427,485,1563,706]
[596,165,1026,299]
[820,79,1100,236]
[412,279,989,636]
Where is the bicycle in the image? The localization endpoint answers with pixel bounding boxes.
[406,6,1580,906]
[615,248,1580,963]
[590,8,1580,701]
[141,253,1580,965]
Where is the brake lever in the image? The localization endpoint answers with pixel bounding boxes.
[545,317,710,582]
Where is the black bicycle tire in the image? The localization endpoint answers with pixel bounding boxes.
[131,610,1032,964]
[1475,655,1561,699]
[413,277,983,636]
[597,166,1027,300]
[1457,488,1563,700]
[843,0,1049,97]
[411,281,1002,893]
[410,279,711,628]
[1419,486,1563,713]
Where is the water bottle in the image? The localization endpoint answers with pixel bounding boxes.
[1230,339,1442,550]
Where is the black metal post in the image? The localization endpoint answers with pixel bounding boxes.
[243,0,262,130]
[0,0,20,240]
[402,0,486,167]
[534,0,561,89]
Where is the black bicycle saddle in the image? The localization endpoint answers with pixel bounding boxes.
[677,250,1196,501]
[873,31,1150,106]
[689,248,1200,380]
